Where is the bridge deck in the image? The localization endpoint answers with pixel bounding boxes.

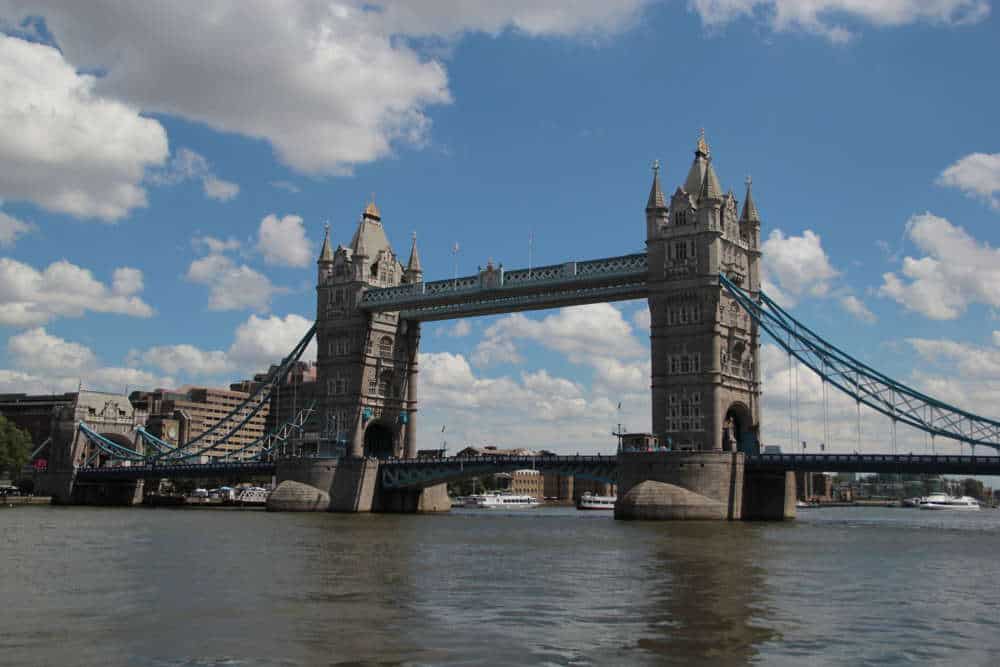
[359,253,648,321]
[71,453,1000,484]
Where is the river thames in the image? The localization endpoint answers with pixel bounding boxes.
[2,505,998,666]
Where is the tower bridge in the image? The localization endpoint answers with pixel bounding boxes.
[48,132,1000,518]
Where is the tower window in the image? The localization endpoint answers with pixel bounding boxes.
[379,336,393,358]
[675,242,687,261]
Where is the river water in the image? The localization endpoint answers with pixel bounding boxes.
[2,504,998,666]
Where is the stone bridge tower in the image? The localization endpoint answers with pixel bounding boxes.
[645,133,763,454]
[316,201,422,459]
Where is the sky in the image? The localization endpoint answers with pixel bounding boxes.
[0,1,998,457]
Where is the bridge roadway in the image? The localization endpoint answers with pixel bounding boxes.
[72,453,1000,484]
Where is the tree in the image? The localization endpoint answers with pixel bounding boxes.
[0,416,32,480]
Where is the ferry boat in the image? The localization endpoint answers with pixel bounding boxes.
[577,492,615,510]
[916,493,980,511]
[232,487,270,506]
[463,492,540,509]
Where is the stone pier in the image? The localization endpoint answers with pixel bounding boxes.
[615,451,794,521]
[267,457,450,513]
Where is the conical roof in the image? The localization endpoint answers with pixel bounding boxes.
[741,176,761,223]
[684,129,711,196]
[646,160,667,210]
[700,159,722,201]
[406,232,422,273]
[317,223,334,263]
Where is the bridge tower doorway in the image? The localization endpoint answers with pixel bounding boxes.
[364,421,395,459]
[723,403,757,455]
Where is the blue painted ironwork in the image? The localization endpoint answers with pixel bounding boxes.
[76,461,277,481]
[747,453,1000,476]
[720,273,1000,450]
[154,324,316,461]
[379,454,618,490]
[360,253,648,320]
[77,422,145,461]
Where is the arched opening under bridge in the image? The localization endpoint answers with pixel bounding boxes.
[723,403,757,455]
[364,421,395,459]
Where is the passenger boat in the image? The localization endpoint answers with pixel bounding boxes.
[232,487,270,506]
[917,493,980,511]
[577,492,615,510]
[463,492,540,509]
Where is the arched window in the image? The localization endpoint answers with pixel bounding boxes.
[379,336,393,358]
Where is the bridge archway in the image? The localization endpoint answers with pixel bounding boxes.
[364,421,395,459]
[723,403,756,455]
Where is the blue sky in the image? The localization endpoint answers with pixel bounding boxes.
[1,1,999,454]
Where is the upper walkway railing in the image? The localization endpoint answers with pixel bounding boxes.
[359,252,648,320]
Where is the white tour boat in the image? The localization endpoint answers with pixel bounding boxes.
[577,492,616,510]
[463,492,540,509]
[916,493,980,511]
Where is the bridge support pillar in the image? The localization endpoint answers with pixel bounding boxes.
[742,469,796,520]
[616,451,745,520]
[268,458,450,513]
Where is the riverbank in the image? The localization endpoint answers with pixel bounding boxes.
[2,496,51,507]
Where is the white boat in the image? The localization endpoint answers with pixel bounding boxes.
[577,492,615,510]
[232,487,270,506]
[917,493,980,511]
[463,492,540,509]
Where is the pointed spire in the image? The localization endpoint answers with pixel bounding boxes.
[318,222,334,263]
[741,175,761,223]
[406,231,422,274]
[684,129,709,195]
[354,219,369,258]
[700,158,722,201]
[363,192,381,221]
[646,159,667,210]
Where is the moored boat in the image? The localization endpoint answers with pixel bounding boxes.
[577,492,615,510]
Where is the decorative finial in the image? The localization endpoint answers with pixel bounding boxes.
[697,128,709,156]
[324,220,330,233]
[412,231,417,241]
[745,175,752,189]
[652,159,660,175]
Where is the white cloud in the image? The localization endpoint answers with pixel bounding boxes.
[1,2,649,175]
[0,34,168,221]
[186,239,283,312]
[257,214,312,267]
[7,327,95,373]
[112,267,143,296]
[148,147,239,202]
[761,229,838,307]
[1,328,165,394]
[994,331,1000,347]
[878,212,1000,319]
[441,320,472,337]
[375,1,649,37]
[0,210,35,246]
[0,257,153,327]
[227,313,317,369]
[131,344,232,377]
[937,152,1000,210]
[202,176,239,202]
[632,307,650,331]
[839,295,876,324]
[689,0,989,42]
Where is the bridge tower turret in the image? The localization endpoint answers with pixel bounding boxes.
[645,132,762,453]
[315,199,419,459]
